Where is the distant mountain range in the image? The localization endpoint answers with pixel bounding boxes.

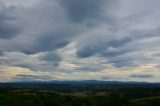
[0,80,160,91]
[8,80,160,84]
[2,80,160,84]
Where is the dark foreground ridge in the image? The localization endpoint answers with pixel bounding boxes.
[0,81,160,106]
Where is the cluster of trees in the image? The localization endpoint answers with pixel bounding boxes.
[0,91,129,106]
[0,87,160,106]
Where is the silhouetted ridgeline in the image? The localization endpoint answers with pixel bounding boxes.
[0,80,160,91]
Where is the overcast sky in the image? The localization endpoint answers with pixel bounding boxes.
[0,0,160,82]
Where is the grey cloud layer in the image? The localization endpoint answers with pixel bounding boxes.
[0,0,114,67]
[14,74,54,82]
[74,0,160,67]
[0,0,160,81]
[0,0,88,54]
[130,74,154,78]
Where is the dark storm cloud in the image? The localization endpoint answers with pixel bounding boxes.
[0,25,20,39]
[22,38,69,55]
[14,74,54,81]
[110,60,134,68]
[76,37,132,58]
[0,4,21,39]
[60,0,106,22]
[130,74,154,78]
[40,52,62,66]
[16,74,50,79]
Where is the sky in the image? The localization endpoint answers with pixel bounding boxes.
[0,0,160,82]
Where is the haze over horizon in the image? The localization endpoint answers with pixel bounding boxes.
[0,0,160,82]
